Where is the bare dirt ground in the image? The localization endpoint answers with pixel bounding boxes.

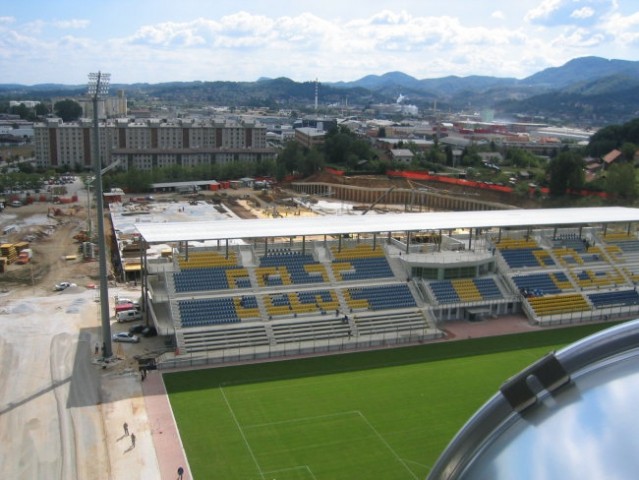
[0,196,170,479]
[0,177,538,480]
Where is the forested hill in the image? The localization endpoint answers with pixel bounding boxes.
[2,56,639,123]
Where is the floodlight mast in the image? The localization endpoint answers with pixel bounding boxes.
[88,72,113,358]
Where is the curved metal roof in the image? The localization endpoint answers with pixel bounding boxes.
[135,206,639,244]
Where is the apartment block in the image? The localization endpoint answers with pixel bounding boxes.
[33,117,276,170]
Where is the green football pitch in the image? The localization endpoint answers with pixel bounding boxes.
[164,323,613,480]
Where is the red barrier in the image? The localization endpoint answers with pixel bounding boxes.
[324,167,345,176]
[387,170,607,199]
[386,170,514,193]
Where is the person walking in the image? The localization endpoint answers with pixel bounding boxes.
[123,422,129,436]
[177,466,184,479]
[130,433,136,448]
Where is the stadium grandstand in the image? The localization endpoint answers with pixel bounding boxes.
[134,206,639,368]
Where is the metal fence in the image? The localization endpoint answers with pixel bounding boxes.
[156,328,444,370]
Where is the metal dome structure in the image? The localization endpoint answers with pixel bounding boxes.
[428,319,639,479]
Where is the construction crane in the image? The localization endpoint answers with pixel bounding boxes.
[361,186,396,215]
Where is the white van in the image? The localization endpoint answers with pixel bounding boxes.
[116,309,142,323]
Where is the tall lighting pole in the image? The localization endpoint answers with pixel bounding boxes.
[88,72,113,358]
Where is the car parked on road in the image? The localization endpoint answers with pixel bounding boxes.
[54,281,77,291]
[128,324,145,335]
[114,302,140,315]
[116,309,142,323]
[142,326,157,337]
[112,332,140,343]
[116,297,139,306]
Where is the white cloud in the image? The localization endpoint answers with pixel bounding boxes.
[551,27,605,48]
[0,27,48,60]
[367,10,413,26]
[525,0,616,26]
[571,7,595,19]
[22,19,46,35]
[0,5,635,84]
[525,0,563,22]
[602,11,639,45]
[214,11,275,37]
[54,10,544,81]
[53,19,90,29]
[57,35,92,49]
[129,21,207,47]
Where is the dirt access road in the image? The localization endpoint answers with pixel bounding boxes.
[0,195,169,479]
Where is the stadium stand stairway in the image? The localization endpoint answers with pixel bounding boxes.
[263,323,276,345]
[319,259,351,313]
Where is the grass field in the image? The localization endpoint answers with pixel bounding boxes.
[165,322,614,480]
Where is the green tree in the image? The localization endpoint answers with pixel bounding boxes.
[547,151,585,196]
[587,118,639,157]
[9,103,33,120]
[460,146,481,167]
[54,99,83,122]
[444,145,453,166]
[277,141,303,174]
[324,127,352,164]
[35,103,50,117]
[17,162,35,174]
[621,142,638,162]
[323,125,374,168]
[300,148,324,176]
[505,148,540,169]
[605,163,637,201]
[427,146,446,165]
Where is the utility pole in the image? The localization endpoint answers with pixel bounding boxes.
[84,175,94,238]
[88,72,113,358]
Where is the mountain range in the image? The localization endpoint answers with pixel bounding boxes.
[329,57,639,123]
[2,56,639,124]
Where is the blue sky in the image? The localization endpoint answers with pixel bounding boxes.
[1,0,638,85]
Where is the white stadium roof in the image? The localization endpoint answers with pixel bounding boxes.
[135,207,639,244]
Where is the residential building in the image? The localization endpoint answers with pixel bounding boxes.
[294,127,326,149]
[602,149,623,168]
[390,148,414,164]
[33,117,276,170]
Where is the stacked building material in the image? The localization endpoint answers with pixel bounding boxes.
[0,244,18,264]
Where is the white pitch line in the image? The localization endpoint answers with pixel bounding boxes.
[356,411,418,480]
[265,465,318,480]
[219,386,265,480]
[403,458,432,470]
[244,410,360,429]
